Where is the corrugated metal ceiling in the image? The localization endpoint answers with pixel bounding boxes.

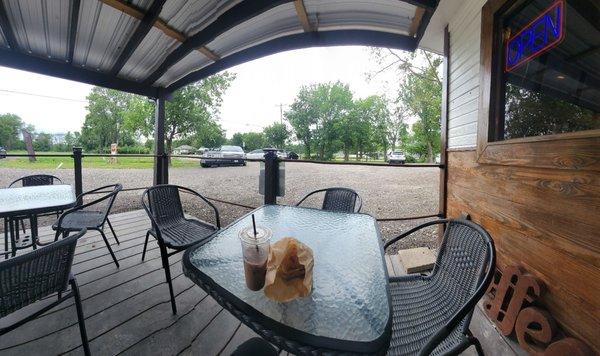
[0,0,432,96]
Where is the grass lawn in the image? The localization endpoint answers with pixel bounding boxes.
[0,151,198,169]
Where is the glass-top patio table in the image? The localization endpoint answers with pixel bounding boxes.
[182,205,391,354]
[0,185,76,254]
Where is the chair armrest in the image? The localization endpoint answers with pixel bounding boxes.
[56,185,121,230]
[295,189,328,207]
[178,186,221,229]
[383,219,449,251]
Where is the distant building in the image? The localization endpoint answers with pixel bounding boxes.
[52,133,66,144]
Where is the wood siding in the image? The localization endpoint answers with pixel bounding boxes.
[446,150,600,352]
[447,0,486,149]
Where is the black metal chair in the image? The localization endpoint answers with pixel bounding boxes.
[295,187,362,213]
[0,229,90,356]
[141,185,220,314]
[384,219,496,356]
[53,184,122,268]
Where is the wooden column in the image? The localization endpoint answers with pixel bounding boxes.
[153,97,167,185]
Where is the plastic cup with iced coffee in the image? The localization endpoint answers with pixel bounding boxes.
[239,225,271,291]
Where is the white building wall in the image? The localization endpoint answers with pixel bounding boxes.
[447,0,486,149]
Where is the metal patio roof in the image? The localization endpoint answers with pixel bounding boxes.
[0,0,439,98]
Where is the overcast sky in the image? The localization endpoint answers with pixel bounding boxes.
[0,46,403,138]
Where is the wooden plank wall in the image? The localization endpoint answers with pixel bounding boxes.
[446,150,600,352]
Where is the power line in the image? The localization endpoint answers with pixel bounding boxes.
[0,88,87,103]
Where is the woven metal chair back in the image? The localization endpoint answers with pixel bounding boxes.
[81,184,121,220]
[0,229,85,317]
[322,188,360,213]
[431,220,493,335]
[9,174,62,187]
[144,185,185,228]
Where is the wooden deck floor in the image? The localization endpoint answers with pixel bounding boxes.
[0,209,519,356]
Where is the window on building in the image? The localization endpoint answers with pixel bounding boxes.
[493,0,600,141]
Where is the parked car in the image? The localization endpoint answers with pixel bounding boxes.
[245,149,299,160]
[201,145,246,167]
[388,150,406,164]
[246,149,265,160]
[0,147,6,159]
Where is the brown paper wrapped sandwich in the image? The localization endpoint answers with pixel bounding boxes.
[264,237,314,302]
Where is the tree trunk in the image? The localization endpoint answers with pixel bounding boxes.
[343,143,349,161]
[383,142,388,162]
[426,141,434,163]
[304,139,311,159]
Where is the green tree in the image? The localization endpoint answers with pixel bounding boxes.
[263,122,289,148]
[191,120,227,149]
[285,82,353,160]
[63,131,81,147]
[80,87,137,151]
[229,132,244,147]
[33,133,53,151]
[242,132,266,151]
[369,49,442,162]
[163,73,234,156]
[363,96,391,160]
[0,113,24,150]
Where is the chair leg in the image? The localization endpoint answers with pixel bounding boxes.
[20,218,26,234]
[141,231,150,262]
[99,230,120,268]
[70,278,91,356]
[9,219,16,257]
[467,332,484,356]
[159,244,177,315]
[106,218,119,245]
[3,218,8,260]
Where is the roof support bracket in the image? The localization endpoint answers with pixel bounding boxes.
[0,0,18,50]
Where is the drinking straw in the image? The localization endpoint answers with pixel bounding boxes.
[251,214,259,252]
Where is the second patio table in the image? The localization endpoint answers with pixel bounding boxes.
[0,185,76,255]
[183,205,391,354]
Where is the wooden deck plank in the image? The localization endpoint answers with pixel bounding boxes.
[0,255,186,350]
[185,310,241,356]
[120,295,223,355]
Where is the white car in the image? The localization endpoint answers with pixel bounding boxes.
[388,150,406,164]
[246,149,265,159]
[201,145,246,167]
[245,149,289,160]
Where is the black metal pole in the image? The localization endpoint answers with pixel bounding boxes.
[162,152,169,184]
[263,148,278,205]
[153,97,166,185]
[72,147,83,205]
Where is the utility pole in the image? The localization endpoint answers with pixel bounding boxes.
[275,103,288,124]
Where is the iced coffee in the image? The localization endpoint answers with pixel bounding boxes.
[239,226,271,291]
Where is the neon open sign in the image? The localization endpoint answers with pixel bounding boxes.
[505,0,564,72]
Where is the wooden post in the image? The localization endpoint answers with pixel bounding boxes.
[263,148,279,205]
[153,96,167,185]
[72,146,83,205]
[438,26,450,242]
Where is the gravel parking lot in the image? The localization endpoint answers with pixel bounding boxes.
[0,161,440,251]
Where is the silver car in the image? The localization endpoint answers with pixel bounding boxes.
[201,145,246,167]
[388,150,406,164]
